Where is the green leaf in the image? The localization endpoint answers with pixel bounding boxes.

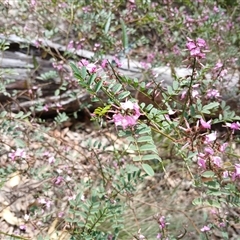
[75,211,87,218]
[142,163,154,176]
[136,124,151,134]
[112,83,122,94]
[94,105,111,117]
[0,111,7,118]
[137,136,153,143]
[192,197,203,206]
[54,112,69,123]
[139,82,146,90]
[202,102,219,111]
[104,13,112,34]
[14,111,24,119]
[206,189,222,196]
[205,199,221,208]
[117,91,130,100]
[145,104,154,112]
[126,164,140,173]
[36,70,58,81]
[88,73,97,85]
[167,85,173,95]
[120,18,128,50]
[94,79,104,92]
[204,181,220,189]
[129,144,139,151]
[201,171,215,178]
[65,218,76,223]
[20,112,31,119]
[139,144,157,153]
[70,62,83,80]
[132,156,142,161]
[141,154,161,161]
[76,222,85,227]
[14,138,26,148]
[55,89,60,96]
[172,80,179,90]
[81,66,87,79]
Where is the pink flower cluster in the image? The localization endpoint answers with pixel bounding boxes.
[9,148,26,161]
[78,59,99,73]
[156,216,169,239]
[186,37,207,58]
[196,120,240,181]
[225,122,240,131]
[113,100,141,129]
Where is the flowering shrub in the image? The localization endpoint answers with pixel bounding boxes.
[1,0,240,239]
[71,31,240,238]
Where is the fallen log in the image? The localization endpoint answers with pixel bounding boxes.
[0,34,239,117]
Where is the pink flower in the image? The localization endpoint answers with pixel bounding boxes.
[200,118,211,129]
[147,53,155,63]
[121,100,135,110]
[222,171,229,178]
[192,89,199,98]
[53,61,64,71]
[19,225,26,231]
[214,61,223,70]
[204,147,214,155]
[86,63,98,73]
[101,59,108,68]
[225,122,240,130]
[113,56,122,67]
[58,212,64,218]
[34,39,42,48]
[67,40,74,50]
[220,142,228,152]
[231,164,240,181]
[113,101,141,129]
[93,43,101,51]
[201,225,210,232]
[186,37,207,59]
[219,69,228,77]
[9,149,26,161]
[78,59,99,73]
[180,90,187,100]
[48,156,55,164]
[190,47,201,56]
[204,132,217,144]
[43,104,49,112]
[38,198,52,209]
[235,163,240,176]
[54,176,64,185]
[196,38,206,48]
[82,5,91,13]
[186,40,196,50]
[198,157,206,169]
[140,61,151,69]
[158,216,166,229]
[206,89,220,99]
[121,100,141,119]
[219,222,226,228]
[78,59,89,67]
[212,156,222,167]
[113,114,137,129]
[213,6,219,13]
[30,0,36,8]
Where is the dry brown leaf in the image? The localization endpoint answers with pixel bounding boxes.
[5,171,21,188]
[0,207,23,226]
